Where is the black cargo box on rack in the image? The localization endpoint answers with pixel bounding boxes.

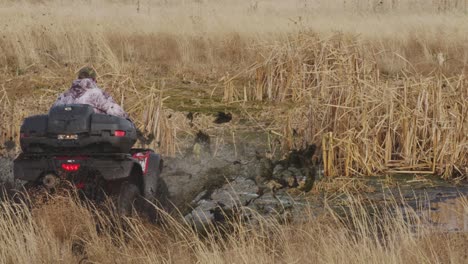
[19,104,137,153]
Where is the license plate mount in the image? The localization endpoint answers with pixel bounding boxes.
[57,134,78,140]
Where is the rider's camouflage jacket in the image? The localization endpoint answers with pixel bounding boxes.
[53,78,129,119]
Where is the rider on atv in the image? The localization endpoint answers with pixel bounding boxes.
[14,66,167,218]
[53,67,128,119]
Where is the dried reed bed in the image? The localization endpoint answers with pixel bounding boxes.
[0,191,466,263]
[112,80,177,156]
[235,32,467,178]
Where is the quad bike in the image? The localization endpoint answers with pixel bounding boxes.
[13,104,168,218]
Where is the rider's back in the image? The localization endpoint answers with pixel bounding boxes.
[53,67,128,119]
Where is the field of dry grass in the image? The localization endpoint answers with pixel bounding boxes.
[0,0,466,176]
[0,190,466,264]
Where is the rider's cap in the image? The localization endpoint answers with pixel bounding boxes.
[77,67,97,80]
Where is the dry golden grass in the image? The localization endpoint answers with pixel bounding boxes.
[1,0,468,73]
[0,0,466,177]
[0,190,466,264]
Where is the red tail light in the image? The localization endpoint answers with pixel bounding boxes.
[62,163,80,172]
[114,130,126,137]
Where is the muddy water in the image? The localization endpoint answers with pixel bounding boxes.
[426,196,468,232]
[355,182,468,232]
[271,176,468,232]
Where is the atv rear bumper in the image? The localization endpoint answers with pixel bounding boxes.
[14,153,136,182]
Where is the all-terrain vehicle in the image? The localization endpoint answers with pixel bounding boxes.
[13,104,167,217]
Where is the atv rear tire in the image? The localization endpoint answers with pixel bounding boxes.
[142,156,169,222]
[117,182,141,216]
